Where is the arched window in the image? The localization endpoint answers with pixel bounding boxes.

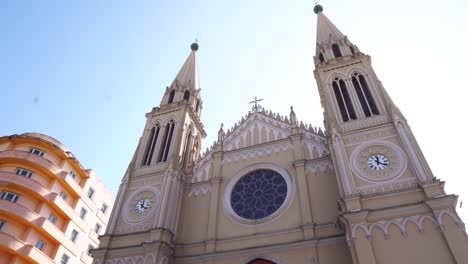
[181,128,193,167]
[158,120,175,163]
[168,90,175,104]
[195,100,200,113]
[142,125,160,166]
[332,77,356,122]
[247,259,276,264]
[183,91,190,101]
[350,45,355,55]
[352,73,379,117]
[192,138,200,162]
[332,44,342,58]
[319,53,325,63]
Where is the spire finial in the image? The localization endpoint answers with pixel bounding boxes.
[191,34,199,51]
[314,2,323,14]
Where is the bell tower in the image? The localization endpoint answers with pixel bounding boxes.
[92,43,206,264]
[313,5,468,263]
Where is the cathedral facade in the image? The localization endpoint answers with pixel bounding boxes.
[92,6,468,264]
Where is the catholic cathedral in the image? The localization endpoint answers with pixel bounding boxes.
[92,5,468,264]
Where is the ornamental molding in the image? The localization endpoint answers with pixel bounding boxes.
[350,210,464,239]
[222,142,293,165]
[188,184,211,197]
[340,115,391,134]
[94,253,160,264]
[192,159,212,183]
[355,178,418,197]
[128,177,163,190]
[175,236,346,264]
[113,221,154,235]
[305,158,334,174]
[133,164,166,179]
[342,126,396,146]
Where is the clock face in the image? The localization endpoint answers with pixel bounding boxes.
[123,188,161,223]
[367,154,389,171]
[351,141,407,183]
[135,199,151,213]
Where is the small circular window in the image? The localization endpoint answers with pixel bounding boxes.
[230,169,287,220]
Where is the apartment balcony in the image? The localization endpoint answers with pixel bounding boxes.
[0,172,89,233]
[0,150,62,175]
[0,200,80,255]
[0,232,54,264]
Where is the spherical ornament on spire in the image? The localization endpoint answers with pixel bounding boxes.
[191,42,199,51]
[314,4,323,14]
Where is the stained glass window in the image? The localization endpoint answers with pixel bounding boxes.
[230,169,287,220]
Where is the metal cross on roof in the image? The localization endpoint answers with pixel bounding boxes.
[249,96,264,112]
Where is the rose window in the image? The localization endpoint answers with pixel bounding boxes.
[230,169,287,220]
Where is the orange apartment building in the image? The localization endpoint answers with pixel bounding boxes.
[0,133,114,264]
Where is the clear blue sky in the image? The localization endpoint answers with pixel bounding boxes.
[2,0,468,220]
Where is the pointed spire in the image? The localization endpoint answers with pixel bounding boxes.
[315,6,345,46]
[171,43,200,91]
[314,5,358,65]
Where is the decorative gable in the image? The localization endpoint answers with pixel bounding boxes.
[190,109,329,185]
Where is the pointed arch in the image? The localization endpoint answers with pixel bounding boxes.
[247,259,276,264]
[332,43,342,58]
[168,90,175,104]
[319,53,325,63]
[158,120,175,163]
[195,99,200,113]
[142,124,161,166]
[182,126,193,167]
[332,77,356,122]
[183,91,190,101]
[352,72,379,117]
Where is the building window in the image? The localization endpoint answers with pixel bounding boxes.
[332,44,342,58]
[29,148,45,157]
[59,191,68,201]
[183,91,190,101]
[87,245,94,256]
[60,254,70,264]
[35,239,45,251]
[332,78,356,122]
[70,229,79,243]
[15,168,32,178]
[94,223,102,234]
[352,73,379,117]
[101,203,109,214]
[0,220,5,230]
[181,129,193,167]
[195,100,200,113]
[142,125,160,166]
[48,214,57,224]
[319,53,325,63]
[79,208,87,220]
[158,120,175,163]
[69,171,80,183]
[0,191,19,203]
[168,90,175,104]
[87,188,95,200]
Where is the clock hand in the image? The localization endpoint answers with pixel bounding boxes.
[375,156,380,165]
